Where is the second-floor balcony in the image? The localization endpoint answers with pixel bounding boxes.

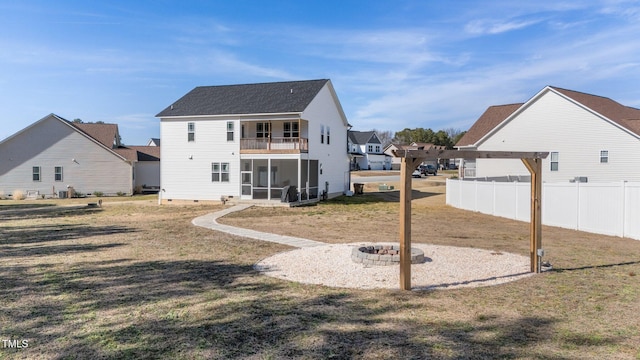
[240,137,309,154]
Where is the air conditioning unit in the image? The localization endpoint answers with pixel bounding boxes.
[570,176,588,183]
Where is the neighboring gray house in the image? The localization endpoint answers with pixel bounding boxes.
[348,130,391,170]
[0,113,159,197]
[156,79,350,203]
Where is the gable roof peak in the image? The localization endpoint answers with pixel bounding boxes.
[156,79,331,117]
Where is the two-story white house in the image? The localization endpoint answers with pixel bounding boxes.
[455,86,640,182]
[348,131,391,170]
[156,79,351,203]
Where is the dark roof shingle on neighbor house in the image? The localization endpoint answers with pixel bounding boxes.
[114,146,160,162]
[455,103,523,147]
[156,79,330,117]
[72,122,120,149]
[348,130,380,145]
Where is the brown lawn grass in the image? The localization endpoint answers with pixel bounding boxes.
[1,187,639,359]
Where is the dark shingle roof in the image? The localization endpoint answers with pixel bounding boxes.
[71,123,120,149]
[156,79,330,117]
[114,146,160,162]
[455,104,522,147]
[348,131,379,145]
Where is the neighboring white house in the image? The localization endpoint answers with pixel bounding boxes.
[156,79,351,203]
[0,113,160,197]
[455,86,640,182]
[348,131,391,170]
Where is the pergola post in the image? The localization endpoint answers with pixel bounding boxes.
[399,156,422,290]
[522,158,543,273]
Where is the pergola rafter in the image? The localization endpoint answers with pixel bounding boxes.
[392,149,549,291]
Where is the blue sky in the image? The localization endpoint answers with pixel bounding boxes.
[2,1,640,145]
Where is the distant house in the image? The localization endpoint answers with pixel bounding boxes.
[455,86,640,182]
[0,113,159,197]
[348,130,391,170]
[384,142,445,170]
[147,138,160,146]
[156,79,350,202]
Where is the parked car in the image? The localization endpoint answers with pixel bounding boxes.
[412,169,422,178]
[448,163,458,170]
[424,164,437,175]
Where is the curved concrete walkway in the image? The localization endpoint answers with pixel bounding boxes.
[192,204,325,248]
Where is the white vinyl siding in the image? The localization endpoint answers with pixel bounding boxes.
[160,118,239,200]
[475,90,640,182]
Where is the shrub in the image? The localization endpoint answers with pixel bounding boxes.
[12,189,26,200]
[93,191,104,197]
[116,191,126,197]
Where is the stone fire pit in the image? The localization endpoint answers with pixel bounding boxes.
[351,244,425,266]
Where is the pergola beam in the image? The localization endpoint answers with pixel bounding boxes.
[396,150,548,290]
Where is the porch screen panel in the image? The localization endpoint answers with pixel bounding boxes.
[301,160,309,200]
[309,160,319,199]
[252,159,268,199]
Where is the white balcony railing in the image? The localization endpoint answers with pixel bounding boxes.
[240,137,308,152]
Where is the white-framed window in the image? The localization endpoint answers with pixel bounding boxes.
[375,145,381,153]
[32,166,41,181]
[227,121,234,141]
[54,166,63,181]
[187,122,195,142]
[550,152,559,171]
[327,126,330,145]
[368,145,373,153]
[283,122,299,138]
[212,162,230,182]
[320,125,325,144]
[600,150,609,163]
[256,123,270,138]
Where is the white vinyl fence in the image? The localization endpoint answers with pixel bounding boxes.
[446,179,640,241]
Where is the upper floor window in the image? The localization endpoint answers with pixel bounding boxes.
[600,150,609,163]
[32,166,41,181]
[320,125,325,144]
[187,122,195,142]
[54,166,63,181]
[368,145,373,153]
[550,152,559,171]
[327,126,330,145]
[256,123,270,138]
[227,122,234,141]
[284,122,299,138]
[375,145,381,153]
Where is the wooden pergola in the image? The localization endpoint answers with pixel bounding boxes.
[392,149,549,291]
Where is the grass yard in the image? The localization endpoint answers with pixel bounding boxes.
[1,187,639,359]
